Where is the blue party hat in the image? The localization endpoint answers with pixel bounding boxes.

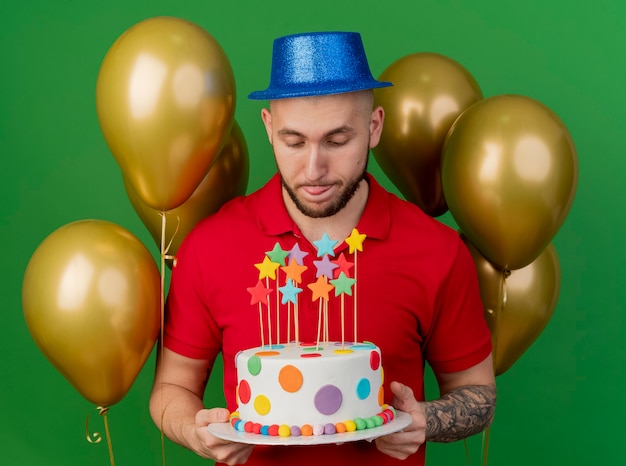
[248,32,392,100]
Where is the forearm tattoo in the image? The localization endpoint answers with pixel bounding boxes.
[423,385,496,443]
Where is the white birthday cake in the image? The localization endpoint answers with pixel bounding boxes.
[232,230,396,437]
[231,341,394,436]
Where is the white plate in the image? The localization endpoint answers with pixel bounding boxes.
[207,411,412,446]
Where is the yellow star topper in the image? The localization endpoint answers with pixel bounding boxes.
[254,256,280,280]
[345,228,366,254]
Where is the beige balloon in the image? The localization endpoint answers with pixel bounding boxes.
[125,120,249,261]
[22,220,161,407]
[97,16,236,211]
[464,236,561,376]
[373,52,483,216]
[443,95,578,270]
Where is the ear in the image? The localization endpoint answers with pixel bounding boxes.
[261,107,273,143]
[368,105,385,149]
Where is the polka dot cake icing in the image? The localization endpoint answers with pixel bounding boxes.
[234,341,393,437]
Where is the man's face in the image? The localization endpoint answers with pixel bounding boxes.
[261,91,384,218]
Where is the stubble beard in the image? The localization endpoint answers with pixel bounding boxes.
[280,156,369,219]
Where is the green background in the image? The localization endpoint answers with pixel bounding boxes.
[2,0,623,464]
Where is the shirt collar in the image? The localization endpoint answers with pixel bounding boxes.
[257,174,294,236]
[357,173,391,241]
[256,172,391,241]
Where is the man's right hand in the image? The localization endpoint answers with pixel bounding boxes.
[190,408,254,465]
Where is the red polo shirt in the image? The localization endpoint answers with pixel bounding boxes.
[164,173,492,465]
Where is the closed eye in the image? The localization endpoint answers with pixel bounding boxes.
[326,137,350,147]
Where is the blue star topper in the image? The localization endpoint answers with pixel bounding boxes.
[313,233,338,257]
[279,279,303,304]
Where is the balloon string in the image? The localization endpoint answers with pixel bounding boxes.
[482,425,491,466]
[86,407,115,466]
[159,211,167,459]
[463,438,471,466]
[86,407,104,444]
[158,212,178,466]
[159,212,180,266]
[483,269,507,466]
[491,269,510,374]
[487,262,508,466]
[159,211,166,347]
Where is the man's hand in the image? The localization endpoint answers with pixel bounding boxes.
[190,408,254,465]
[375,381,426,460]
[150,350,255,464]
[376,355,496,460]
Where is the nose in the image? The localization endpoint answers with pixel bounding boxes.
[304,144,327,181]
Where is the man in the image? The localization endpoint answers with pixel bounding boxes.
[150,32,496,465]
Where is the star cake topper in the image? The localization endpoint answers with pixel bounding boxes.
[279,279,303,304]
[254,256,280,280]
[247,280,273,306]
[313,233,338,257]
[281,257,308,284]
[266,242,290,266]
[330,272,356,297]
[345,228,367,254]
[307,276,334,302]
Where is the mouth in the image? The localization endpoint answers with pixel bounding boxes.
[301,185,333,197]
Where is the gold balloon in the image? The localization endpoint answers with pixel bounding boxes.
[96,16,236,211]
[442,95,578,270]
[22,220,161,407]
[125,120,249,259]
[373,53,483,216]
[464,236,561,376]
